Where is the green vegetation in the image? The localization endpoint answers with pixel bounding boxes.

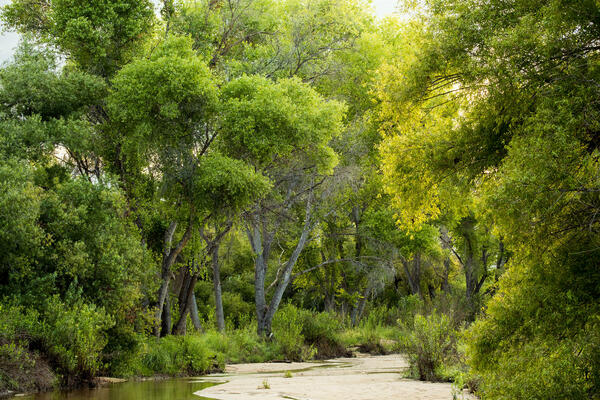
[0,0,598,399]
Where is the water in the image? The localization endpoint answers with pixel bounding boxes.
[20,378,221,400]
[18,359,348,400]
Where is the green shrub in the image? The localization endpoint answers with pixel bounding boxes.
[297,310,346,358]
[42,296,115,380]
[396,296,426,328]
[138,335,218,376]
[401,313,457,381]
[223,292,254,329]
[272,304,315,361]
[225,326,278,363]
[0,304,56,392]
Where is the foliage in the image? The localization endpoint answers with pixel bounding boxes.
[42,296,114,380]
[220,75,345,171]
[3,0,597,397]
[400,313,457,382]
[192,152,272,213]
[376,0,600,396]
[271,304,316,361]
[137,335,218,376]
[2,0,155,76]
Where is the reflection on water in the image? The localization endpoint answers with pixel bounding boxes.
[21,378,220,400]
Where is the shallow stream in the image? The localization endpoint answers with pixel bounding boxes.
[21,378,221,400]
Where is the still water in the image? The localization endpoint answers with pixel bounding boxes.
[21,378,221,400]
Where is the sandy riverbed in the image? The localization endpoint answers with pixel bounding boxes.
[193,354,474,400]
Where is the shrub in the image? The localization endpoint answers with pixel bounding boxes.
[222,292,254,329]
[0,304,56,392]
[225,326,278,363]
[401,313,457,381]
[298,310,346,358]
[272,304,315,361]
[138,335,218,376]
[42,296,115,381]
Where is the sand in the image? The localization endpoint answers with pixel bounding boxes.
[193,354,474,400]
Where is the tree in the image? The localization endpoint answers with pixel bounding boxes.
[219,75,345,335]
[106,35,221,335]
[377,0,600,397]
[2,0,155,77]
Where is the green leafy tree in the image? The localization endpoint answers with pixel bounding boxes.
[219,75,345,335]
[377,0,600,396]
[2,0,155,77]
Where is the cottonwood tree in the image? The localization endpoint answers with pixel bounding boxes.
[106,36,221,335]
[177,153,271,333]
[218,75,345,336]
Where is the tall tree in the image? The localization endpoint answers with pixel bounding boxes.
[377,0,600,397]
[219,75,345,335]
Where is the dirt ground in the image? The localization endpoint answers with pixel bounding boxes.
[194,354,474,400]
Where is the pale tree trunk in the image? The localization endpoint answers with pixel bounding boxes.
[212,243,225,332]
[200,221,232,333]
[438,227,452,293]
[247,218,272,336]
[154,221,176,337]
[154,216,194,337]
[441,257,450,292]
[402,253,422,298]
[189,293,203,331]
[351,284,370,326]
[464,238,476,302]
[248,189,315,337]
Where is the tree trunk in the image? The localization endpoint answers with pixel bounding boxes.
[160,296,171,336]
[356,285,370,324]
[441,257,450,292]
[178,269,192,315]
[464,238,476,302]
[248,221,270,336]
[154,217,194,337]
[249,190,315,337]
[189,293,203,332]
[154,221,177,337]
[212,243,225,332]
[402,253,422,298]
[174,274,199,335]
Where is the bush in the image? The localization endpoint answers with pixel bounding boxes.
[138,335,219,376]
[223,292,254,329]
[224,327,278,363]
[271,304,349,361]
[401,313,457,381]
[0,299,114,386]
[272,304,315,361]
[298,310,346,358]
[0,304,56,392]
[41,296,114,382]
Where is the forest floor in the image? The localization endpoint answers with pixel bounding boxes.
[194,353,474,400]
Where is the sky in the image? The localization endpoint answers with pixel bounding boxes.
[0,0,397,63]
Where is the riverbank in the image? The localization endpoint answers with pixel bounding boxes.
[195,354,475,400]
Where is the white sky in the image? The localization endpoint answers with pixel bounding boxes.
[0,0,397,63]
